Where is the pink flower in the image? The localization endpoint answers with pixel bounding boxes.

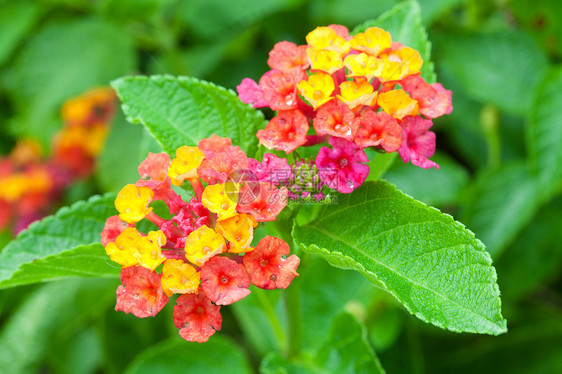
[316,137,370,193]
[398,116,439,169]
[248,153,293,185]
[237,78,268,108]
[200,256,251,305]
[237,182,288,222]
[259,69,307,111]
[173,292,222,343]
[354,109,402,152]
[115,266,169,318]
[401,75,452,119]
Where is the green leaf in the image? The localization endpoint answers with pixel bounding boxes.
[0,194,117,289]
[2,244,120,288]
[6,18,135,146]
[111,75,266,157]
[353,0,436,83]
[383,153,469,206]
[293,181,506,335]
[527,67,562,196]
[123,336,253,374]
[0,1,42,66]
[496,204,562,302]
[96,110,163,193]
[261,313,385,374]
[459,162,540,259]
[432,30,548,116]
[0,278,117,374]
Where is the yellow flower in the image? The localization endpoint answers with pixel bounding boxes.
[201,182,239,221]
[379,46,422,80]
[114,184,154,224]
[343,53,385,80]
[161,259,200,297]
[306,26,350,54]
[105,227,142,268]
[215,213,258,253]
[184,226,226,266]
[105,228,166,271]
[297,73,335,109]
[337,77,377,109]
[349,27,392,56]
[377,89,419,120]
[168,146,205,186]
[306,48,344,74]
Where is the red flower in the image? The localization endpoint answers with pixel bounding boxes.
[115,266,169,318]
[198,135,233,158]
[198,145,249,184]
[259,69,307,111]
[243,236,300,290]
[237,182,288,222]
[257,109,309,154]
[137,152,170,181]
[268,41,309,72]
[200,256,251,305]
[354,109,402,152]
[173,292,222,343]
[313,99,359,141]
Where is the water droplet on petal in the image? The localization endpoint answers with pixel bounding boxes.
[346,180,354,189]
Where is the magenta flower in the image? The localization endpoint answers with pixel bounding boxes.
[398,116,439,169]
[316,137,370,193]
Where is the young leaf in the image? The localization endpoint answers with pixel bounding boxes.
[292,181,507,335]
[353,0,436,83]
[111,75,266,157]
[123,337,253,374]
[0,194,117,289]
[527,67,562,197]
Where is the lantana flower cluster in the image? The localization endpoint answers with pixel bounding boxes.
[101,135,300,343]
[0,87,116,234]
[237,24,452,194]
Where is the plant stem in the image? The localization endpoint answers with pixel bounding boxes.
[285,275,302,358]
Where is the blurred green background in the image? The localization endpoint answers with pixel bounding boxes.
[1,0,561,373]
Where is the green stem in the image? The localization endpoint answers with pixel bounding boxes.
[285,276,302,358]
[480,104,501,169]
[256,290,287,351]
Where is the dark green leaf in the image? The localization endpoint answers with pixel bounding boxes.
[459,162,540,259]
[354,0,436,83]
[112,75,265,157]
[527,67,562,196]
[432,30,548,116]
[0,194,117,289]
[293,181,507,335]
[124,336,253,374]
[261,313,385,374]
[6,18,135,146]
[0,1,42,66]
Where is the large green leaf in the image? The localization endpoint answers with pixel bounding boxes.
[6,18,135,146]
[432,30,548,116]
[261,313,385,374]
[0,194,117,289]
[293,181,506,335]
[459,162,540,259]
[123,336,253,374]
[111,75,266,157]
[353,0,436,83]
[0,1,42,66]
[0,278,117,374]
[527,67,562,196]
